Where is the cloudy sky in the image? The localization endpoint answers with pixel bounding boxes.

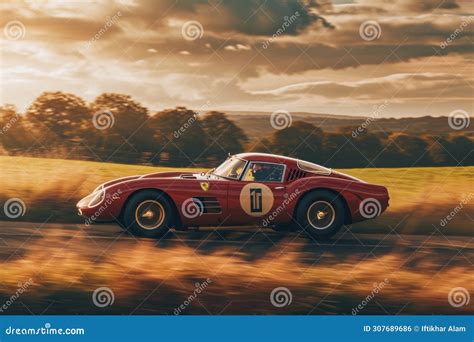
[1,0,473,117]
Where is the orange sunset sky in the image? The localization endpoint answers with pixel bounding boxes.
[1,0,473,117]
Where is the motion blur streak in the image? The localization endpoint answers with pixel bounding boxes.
[0,224,472,314]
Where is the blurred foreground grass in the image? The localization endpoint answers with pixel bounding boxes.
[0,156,472,235]
[0,230,472,314]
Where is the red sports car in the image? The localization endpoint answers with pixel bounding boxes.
[77,153,389,239]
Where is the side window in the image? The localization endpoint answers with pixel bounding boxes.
[242,162,285,182]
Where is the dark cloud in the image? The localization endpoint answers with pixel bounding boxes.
[251,42,472,77]
[346,0,461,13]
[130,0,333,35]
[394,0,460,12]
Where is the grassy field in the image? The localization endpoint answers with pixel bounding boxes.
[0,155,472,235]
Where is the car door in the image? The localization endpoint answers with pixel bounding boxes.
[175,174,230,226]
[226,161,288,226]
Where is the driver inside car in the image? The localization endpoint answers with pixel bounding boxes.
[251,163,273,181]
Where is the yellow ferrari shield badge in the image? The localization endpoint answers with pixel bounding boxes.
[200,182,210,191]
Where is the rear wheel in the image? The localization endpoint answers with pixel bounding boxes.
[122,190,173,238]
[296,190,345,240]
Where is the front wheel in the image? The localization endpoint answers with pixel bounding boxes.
[296,190,345,240]
[122,190,173,238]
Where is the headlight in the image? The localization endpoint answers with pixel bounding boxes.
[87,190,105,208]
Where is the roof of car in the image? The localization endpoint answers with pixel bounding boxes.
[235,152,334,177]
[235,152,299,164]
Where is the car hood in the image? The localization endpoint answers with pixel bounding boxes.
[98,172,211,190]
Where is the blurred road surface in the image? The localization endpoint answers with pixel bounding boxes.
[0,221,472,315]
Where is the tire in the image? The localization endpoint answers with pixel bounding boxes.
[122,190,173,238]
[296,190,345,240]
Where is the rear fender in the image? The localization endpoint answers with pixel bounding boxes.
[287,176,388,223]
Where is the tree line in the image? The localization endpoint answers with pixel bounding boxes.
[0,91,472,168]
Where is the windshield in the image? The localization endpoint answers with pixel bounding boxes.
[213,157,247,180]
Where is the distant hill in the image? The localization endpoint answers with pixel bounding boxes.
[226,110,365,120]
[223,111,472,139]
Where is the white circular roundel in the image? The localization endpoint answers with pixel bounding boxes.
[239,183,274,217]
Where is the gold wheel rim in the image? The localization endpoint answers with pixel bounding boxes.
[135,200,165,230]
[306,200,336,230]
